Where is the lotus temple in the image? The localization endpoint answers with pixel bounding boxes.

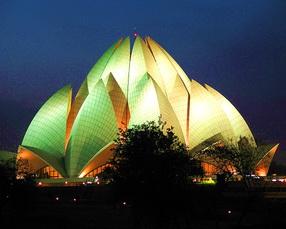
[9,36,278,181]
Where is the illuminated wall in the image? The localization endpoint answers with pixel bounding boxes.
[18,36,278,178]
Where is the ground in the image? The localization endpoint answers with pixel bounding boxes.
[1,183,286,228]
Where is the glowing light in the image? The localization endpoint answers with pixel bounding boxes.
[198,177,216,185]
[228,210,231,214]
[73,198,77,202]
[38,182,42,186]
[123,201,126,205]
[19,36,277,180]
[56,197,59,201]
[193,103,207,119]
[257,170,267,177]
[94,176,100,184]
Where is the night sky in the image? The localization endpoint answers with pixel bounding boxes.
[1,1,286,162]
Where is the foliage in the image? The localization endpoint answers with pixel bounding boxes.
[0,156,36,222]
[0,157,16,180]
[196,137,261,187]
[103,118,202,203]
[16,157,35,181]
[0,157,35,195]
[0,158,16,198]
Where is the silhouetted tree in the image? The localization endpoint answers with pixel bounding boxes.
[0,157,15,202]
[103,118,202,228]
[195,137,264,228]
[196,137,261,188]
[0,157,36,225]
[16,157,35,181]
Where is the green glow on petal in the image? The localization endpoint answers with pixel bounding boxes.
[65,80,117,177]
[22,85,71,176]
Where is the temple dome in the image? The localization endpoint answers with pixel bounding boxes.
[18,36,277,178]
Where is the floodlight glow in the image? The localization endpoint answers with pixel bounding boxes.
[17,36,279,179]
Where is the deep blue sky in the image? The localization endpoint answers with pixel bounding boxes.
[1,0,286,162]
